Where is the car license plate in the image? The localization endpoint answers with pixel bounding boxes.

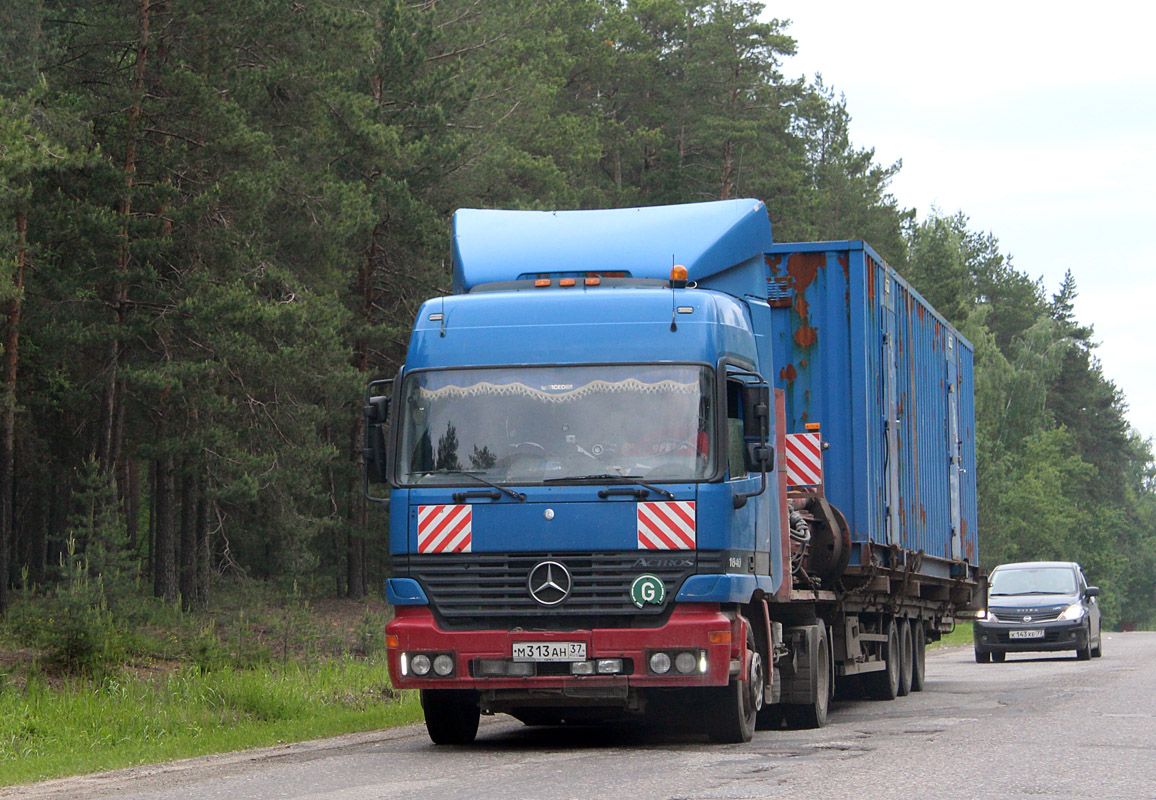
[1009,629,1045,639]
[512,642,586,662]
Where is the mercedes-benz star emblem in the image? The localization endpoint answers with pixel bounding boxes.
[527,561,572,606]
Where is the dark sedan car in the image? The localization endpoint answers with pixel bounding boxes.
[973,561,1102,662]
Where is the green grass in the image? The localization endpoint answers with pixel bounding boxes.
[0,658,422,787]
[932,619,974,648]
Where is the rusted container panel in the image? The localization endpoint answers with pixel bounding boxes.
[765,241,978,577]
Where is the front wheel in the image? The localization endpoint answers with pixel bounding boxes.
[706,620,762,743]
[1072,628,1091,661]
[422,689,480,745]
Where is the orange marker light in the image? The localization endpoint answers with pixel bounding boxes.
[708,630,732,645]
[805,422,821,432]
[385,634,400,649]
[585,277,601,286]
[559,278,576,287]
[534,279,551,288]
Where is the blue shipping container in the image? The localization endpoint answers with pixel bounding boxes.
[766,241,978,576]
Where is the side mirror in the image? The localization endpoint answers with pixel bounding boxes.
[731,373,772,509]
[742,384,771,438]
[1085,586,1100,598]
[364,395,390,426]
[746,442,773,471]
[363,381,393,499]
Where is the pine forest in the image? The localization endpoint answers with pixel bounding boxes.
[1,0,1154,638]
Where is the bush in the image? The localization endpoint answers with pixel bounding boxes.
[42,599,124,677]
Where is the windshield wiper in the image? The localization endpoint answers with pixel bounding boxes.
[544,473,676,500]
[418,470,526,502]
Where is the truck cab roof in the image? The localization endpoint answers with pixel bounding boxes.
[452,199,774,299]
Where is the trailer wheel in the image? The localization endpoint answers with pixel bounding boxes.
[897,618,913,697]
[910,621,927,691]
[422,689,480,745]
[706,621,761,743]
[782,620,831,729]
[864,618,900,700]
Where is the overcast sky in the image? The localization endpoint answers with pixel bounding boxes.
[767,1,1156,443]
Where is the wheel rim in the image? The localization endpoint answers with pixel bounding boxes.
[747,649,765,715]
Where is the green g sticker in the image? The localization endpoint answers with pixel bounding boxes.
[631,574,666,608]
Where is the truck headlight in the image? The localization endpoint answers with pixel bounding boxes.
[649,652,672,674]
[433,654,455,676]
[411,654,432,676]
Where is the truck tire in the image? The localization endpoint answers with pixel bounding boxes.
[863,618,900,701]
[421,689,480,745]
[910,621,927,691]
[706,622,761,743]
[897,618,913,697]
[782,620,831,729]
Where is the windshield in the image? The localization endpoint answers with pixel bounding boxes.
[397,364,714,485]
[989,567,1077,596]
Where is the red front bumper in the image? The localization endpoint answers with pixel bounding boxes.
[386,604,739,691]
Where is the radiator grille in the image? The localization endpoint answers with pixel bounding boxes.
[991,607,1064,623]
[396,552,723,631]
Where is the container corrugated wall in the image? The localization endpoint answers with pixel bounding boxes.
[765,242,978,571]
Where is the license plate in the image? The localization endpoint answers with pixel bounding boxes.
[512,641,586,662]
[1009,629,1045,639]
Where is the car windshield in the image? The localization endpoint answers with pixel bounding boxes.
[397,364,714,485]
[989,567,1077,596]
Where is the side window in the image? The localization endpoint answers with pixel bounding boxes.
[726,379,748,480]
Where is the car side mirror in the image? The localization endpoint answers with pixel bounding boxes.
[1085,586,1100,598]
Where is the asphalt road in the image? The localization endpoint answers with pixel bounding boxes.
[8,632,1156,800]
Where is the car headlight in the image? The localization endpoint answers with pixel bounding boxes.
[1059,603,1086,621]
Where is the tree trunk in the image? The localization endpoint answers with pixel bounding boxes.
[179,469,195,608]
[346,531,366,600]
[153,449,178,604]
[0,209,26,614]
[346,234,378,600]
[122,459,140,555]
[194,488,211,609]
[99,0,151,475]
[347,404,368,599]
[719,139,734,200]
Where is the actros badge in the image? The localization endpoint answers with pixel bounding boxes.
[630,574,666,608]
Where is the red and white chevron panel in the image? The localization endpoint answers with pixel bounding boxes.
[417,504,473,554]
[785,432,823,487]
[637,501,696,550]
